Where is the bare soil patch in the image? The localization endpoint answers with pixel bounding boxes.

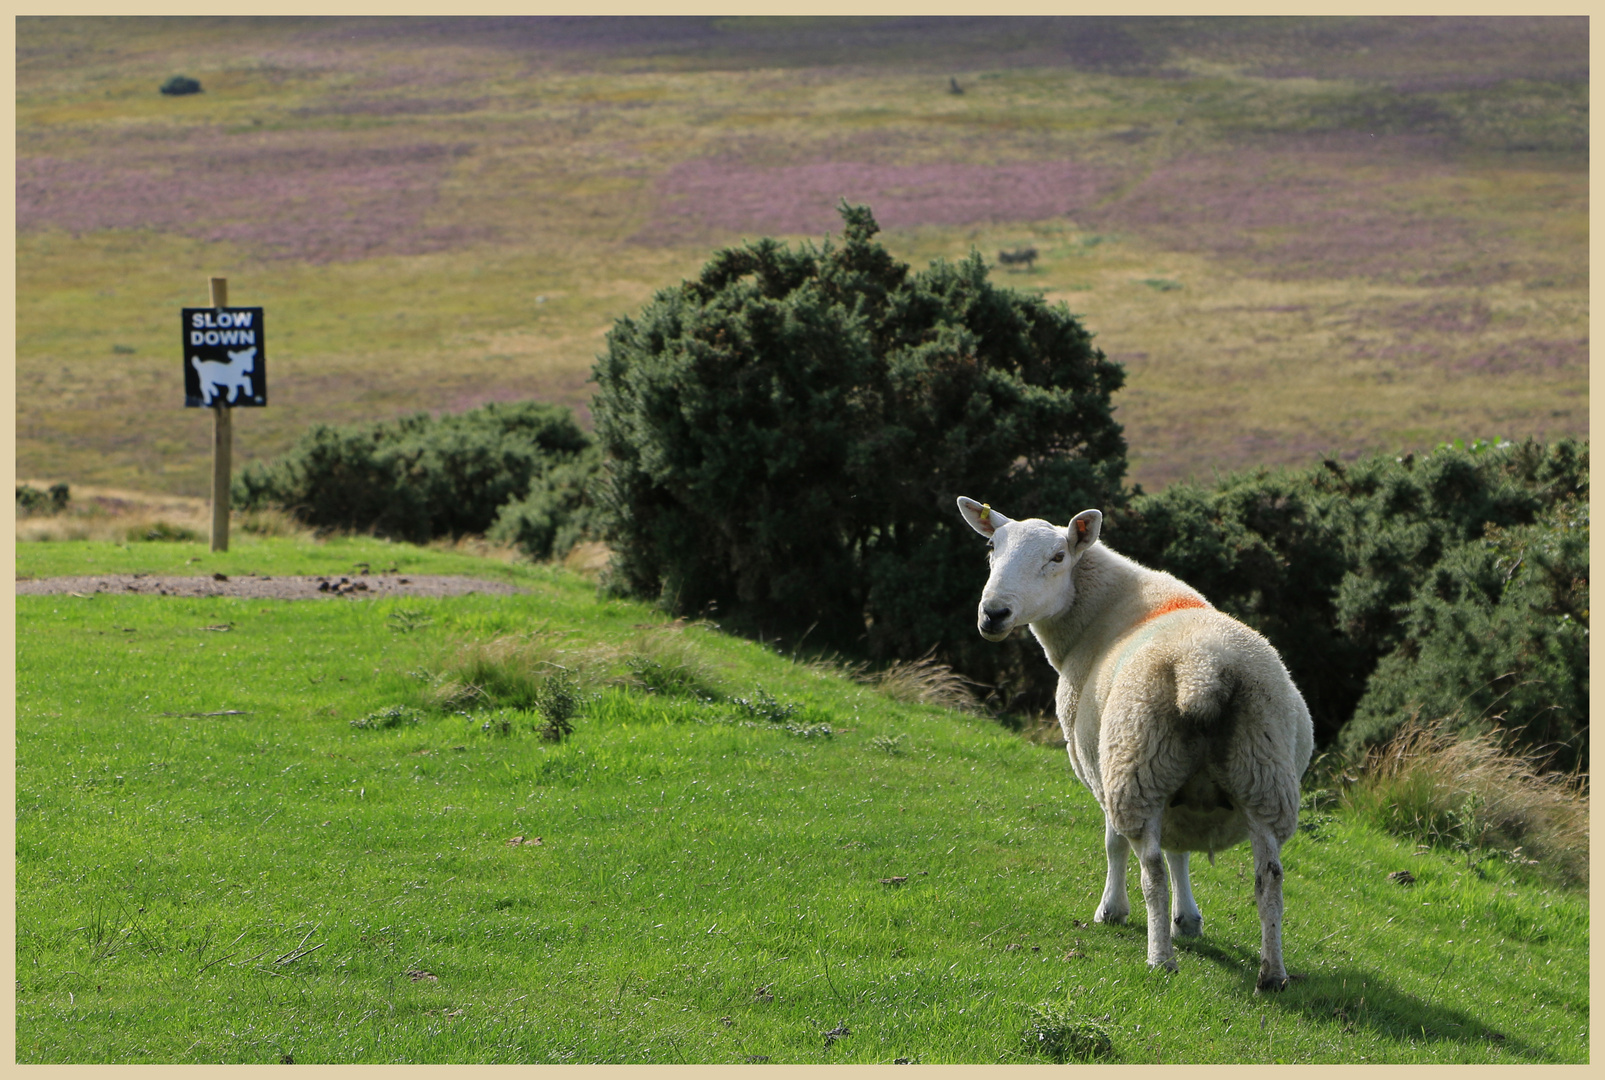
[16,573,525,600]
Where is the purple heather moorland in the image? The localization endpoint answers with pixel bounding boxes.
[17,132,483,263]
[633,158,1120,246]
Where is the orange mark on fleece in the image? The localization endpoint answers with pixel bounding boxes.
[1138,595,1208,625]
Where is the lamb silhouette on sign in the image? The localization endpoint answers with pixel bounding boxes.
[191,346,256,405]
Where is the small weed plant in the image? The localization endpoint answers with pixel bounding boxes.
[867,733,910,755]
[533,672,581,742]
[732,687,798,723]
[350,705,424,730]
[1021,1002,1116,1063]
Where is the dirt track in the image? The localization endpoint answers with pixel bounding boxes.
[15,573,525,600]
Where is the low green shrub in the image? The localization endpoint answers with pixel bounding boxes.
[1343,497,1589,768]
[16,483,69,516]
[488,445,604,560]
[534,671,582,741]
[158,74,201,96]
[234,400,593,545]
[866,732,910,755]
[732,687,799,724]
[351,705,423,730]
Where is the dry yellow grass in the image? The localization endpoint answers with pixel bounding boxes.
[1342,718,1589,887]
[14,480,315,544]
[860,648,985,713]
[16,480,208,543]
[560,540,612,579]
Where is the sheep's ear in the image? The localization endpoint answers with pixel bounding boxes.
[1067,509,1102,553]
[957,496,1011,538]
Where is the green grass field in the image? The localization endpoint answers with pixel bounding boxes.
[14,537,1588,1064]
[16,17,1588,495]
[14,21,1592,1062]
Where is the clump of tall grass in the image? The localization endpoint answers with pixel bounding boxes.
[236,507,313,539]
[1341,717,1589,887]
[419,626,718,719]
[561,540,611,578]
[424,533,525,563]
[416,635,590,742]
[421,633,586,712]
[859,649,984,713]
[615,628,722,700]
[1019,712,1068,748]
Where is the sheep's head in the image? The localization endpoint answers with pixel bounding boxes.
[956,497,1101,641]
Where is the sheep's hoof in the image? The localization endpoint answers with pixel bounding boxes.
[1173,912,1203,938]
[1094,908,1127,926]
[1255,971,1291,993]
[1148,956,1179,974]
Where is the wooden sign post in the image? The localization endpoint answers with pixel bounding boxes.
[208,277,231,552]
[183,276,267,553]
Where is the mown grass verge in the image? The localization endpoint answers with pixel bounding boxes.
[15,538,1587,1063]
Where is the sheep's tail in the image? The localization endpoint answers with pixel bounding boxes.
[1174,659,1239,736]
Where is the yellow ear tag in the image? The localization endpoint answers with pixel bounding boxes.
[979,503,992,524]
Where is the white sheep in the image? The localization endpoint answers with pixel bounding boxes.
[956,497,1314,990]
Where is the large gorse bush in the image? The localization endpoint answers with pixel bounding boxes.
[591,203,1129,697]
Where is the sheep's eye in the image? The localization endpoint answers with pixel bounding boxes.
[1051,551,1066,563]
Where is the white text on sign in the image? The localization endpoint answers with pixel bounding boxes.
[189,310,258,346]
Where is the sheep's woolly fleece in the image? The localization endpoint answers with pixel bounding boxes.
[16,574,524,600]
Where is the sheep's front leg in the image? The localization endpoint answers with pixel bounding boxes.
[1136,816,1176,972]
[1249,820,1290,992]
[1093,819,1130,926]
[1165,850,1203,937]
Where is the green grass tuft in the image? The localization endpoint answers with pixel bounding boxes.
[1021,1001,1117,1062]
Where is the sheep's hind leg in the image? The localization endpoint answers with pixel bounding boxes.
[1093,819,1131,926]
[1135,816,1176,972]
[1249,818,1290,992]
[1165,850,1203,937]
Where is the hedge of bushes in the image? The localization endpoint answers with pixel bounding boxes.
[232,400,595,556]
[1110,439,1588,769]
[233,205,1586,768]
